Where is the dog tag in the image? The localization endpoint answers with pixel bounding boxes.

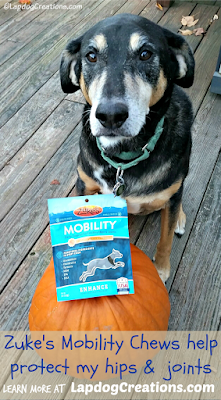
[113,181,125,196]
[113,168,125,197]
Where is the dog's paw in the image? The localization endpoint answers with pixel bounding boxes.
[153,255,170,284]
[175,227,184,238]
[175,220,185,237]
[155,268,170,284]
[175,205,186,238]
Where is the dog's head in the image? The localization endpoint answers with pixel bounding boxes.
[60,14,194,147]
[112,249,123,258]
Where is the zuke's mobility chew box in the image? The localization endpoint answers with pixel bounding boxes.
[48,194,134,301]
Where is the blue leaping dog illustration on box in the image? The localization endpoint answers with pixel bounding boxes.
[79,249,125,282]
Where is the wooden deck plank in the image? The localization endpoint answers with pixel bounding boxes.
[65,90,86,104]
[184,3,220,51]
[0,0,97,98]
[140,0,169,22]
[0,0,10,8]
[0,0,44,32]
[169,152,221,330]
[0,0,60,45]
[0,101,83,221]
[158,2,221,117]
[0,0,146,79]
[158,2,219,54]
[136,89,221,293]
[116,0,151,15]
[185,7,221,114]
[0,226,53,330]
[0,0,126,128]
[0,114,82,295]
[0,187,74,329]
[1,346,73,400]
[194,0,216,6]
[0,0,74,65]
[0,332,27,392]
[196,0,217,4]
[0,0,19,26]
[201,332,221,400]
[0,18,59,67]
[0,72,65,171]
[158,0,197,31]
[0,190,75,330]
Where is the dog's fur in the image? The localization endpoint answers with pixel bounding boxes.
[60,14,194,282]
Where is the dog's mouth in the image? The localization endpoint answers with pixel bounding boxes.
[94,130,118,138]
[94,127,133,138]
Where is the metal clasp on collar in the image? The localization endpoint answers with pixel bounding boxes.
[113,167,125,197]
[142,142,149,152]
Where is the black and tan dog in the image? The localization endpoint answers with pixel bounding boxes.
[60,13,194,282]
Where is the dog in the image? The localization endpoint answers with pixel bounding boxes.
[60,13,194,282]
[79,249,124,282]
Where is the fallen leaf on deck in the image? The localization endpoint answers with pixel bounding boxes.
[178,29,193,36]
[181,16,198,27]
[156,2,163,11]
[193,27,205,36]
[50,179,60,185]
[210,14,219,23]
[19,0,32,4]
[188,18,199,27]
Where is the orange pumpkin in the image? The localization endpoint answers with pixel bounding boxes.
[29,244,170,380]
[29,244,170,331]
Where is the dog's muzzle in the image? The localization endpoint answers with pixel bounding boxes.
[96,101,128,130]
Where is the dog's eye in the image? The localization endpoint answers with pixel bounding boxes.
[86,52,97,63]
[140,50,152,61]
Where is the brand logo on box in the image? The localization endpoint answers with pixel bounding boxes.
[116,277,129,294]
[74,205,103,217]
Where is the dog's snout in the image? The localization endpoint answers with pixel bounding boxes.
[96,102,128,129]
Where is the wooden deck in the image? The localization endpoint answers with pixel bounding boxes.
[0,0,221,334]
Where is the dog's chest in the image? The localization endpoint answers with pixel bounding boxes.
[93,166,181,215]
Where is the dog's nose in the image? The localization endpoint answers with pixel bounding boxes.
[96,102,128,129]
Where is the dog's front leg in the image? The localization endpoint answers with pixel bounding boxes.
[76,167,101,196]
[154,185,184,283]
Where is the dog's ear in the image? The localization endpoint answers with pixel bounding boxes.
[60,35,83,93]
[162,27,195,88]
